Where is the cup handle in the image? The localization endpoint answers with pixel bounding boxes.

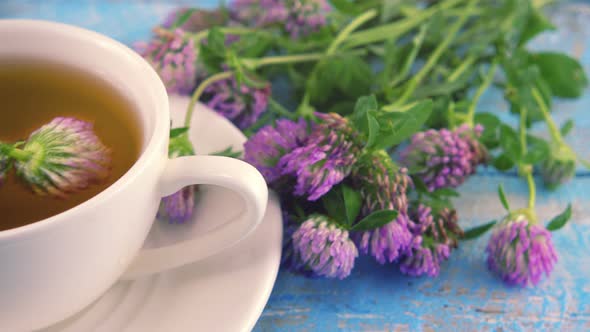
[121,155,268,280]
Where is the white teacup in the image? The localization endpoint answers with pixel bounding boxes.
[0,20,268,331]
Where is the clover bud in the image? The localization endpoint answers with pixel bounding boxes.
[12,117,111,197]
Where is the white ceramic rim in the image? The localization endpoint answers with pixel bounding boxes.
[0,19,169,240]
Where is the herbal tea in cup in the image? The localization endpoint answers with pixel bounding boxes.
[0,59,142,230]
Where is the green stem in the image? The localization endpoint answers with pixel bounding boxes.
[520,107,528,157]
[343,0,464,49]
[241,50,366,69]
[327,9,378,56]
[447,55,476,83]
[155,26,258,43]
[439,7,484,17]
[526,172,536,210]
[532,88,563,144]
[184,71,233,127]
[297,93,313,118]
[1,145,31,162]
[250,53,325,67]
[297,8,378,117]
[357,0,381,11]
[388,25,428,87]
[399,3,483,18]
[467,62,498,125]
[448,101,457,129]
[518,107,537,214]
[268,98,296,119]
[396,0,476,105]
[532,0,557,8]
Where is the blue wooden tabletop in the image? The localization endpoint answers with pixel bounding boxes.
[2,1,590,331]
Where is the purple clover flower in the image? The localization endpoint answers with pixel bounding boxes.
[357,214,413,264]
[231,0,331,38]
[135,29,199,94]
[351,151,413,263]
[231,0,286,27]
[280,113,361,201]
[400,245,451,277]
[400,124,487,192]
[280,212,317,277]
[282,0,331,38]
[291,214,358,279]
[13,117,111,197]
[486,214,558,287]
[400,205,461,277]
[158,132,198,223]
[162,8,229,32]
[163,8,241,44]
[204,76,271,130]
[244,113,360,200]
[244,118,309,184]
[158,186,196,223]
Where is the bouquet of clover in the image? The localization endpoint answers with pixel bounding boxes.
[133,0,587,286]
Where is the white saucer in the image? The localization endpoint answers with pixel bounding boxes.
[41,95,282,332]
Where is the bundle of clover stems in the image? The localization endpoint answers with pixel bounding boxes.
[138,0,586,286]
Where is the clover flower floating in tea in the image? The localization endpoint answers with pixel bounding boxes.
[0,117,111,197]
[0,142,9,186]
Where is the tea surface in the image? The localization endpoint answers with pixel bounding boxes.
[0,60,142,230]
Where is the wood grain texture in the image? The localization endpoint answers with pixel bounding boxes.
[1,1,588,331]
